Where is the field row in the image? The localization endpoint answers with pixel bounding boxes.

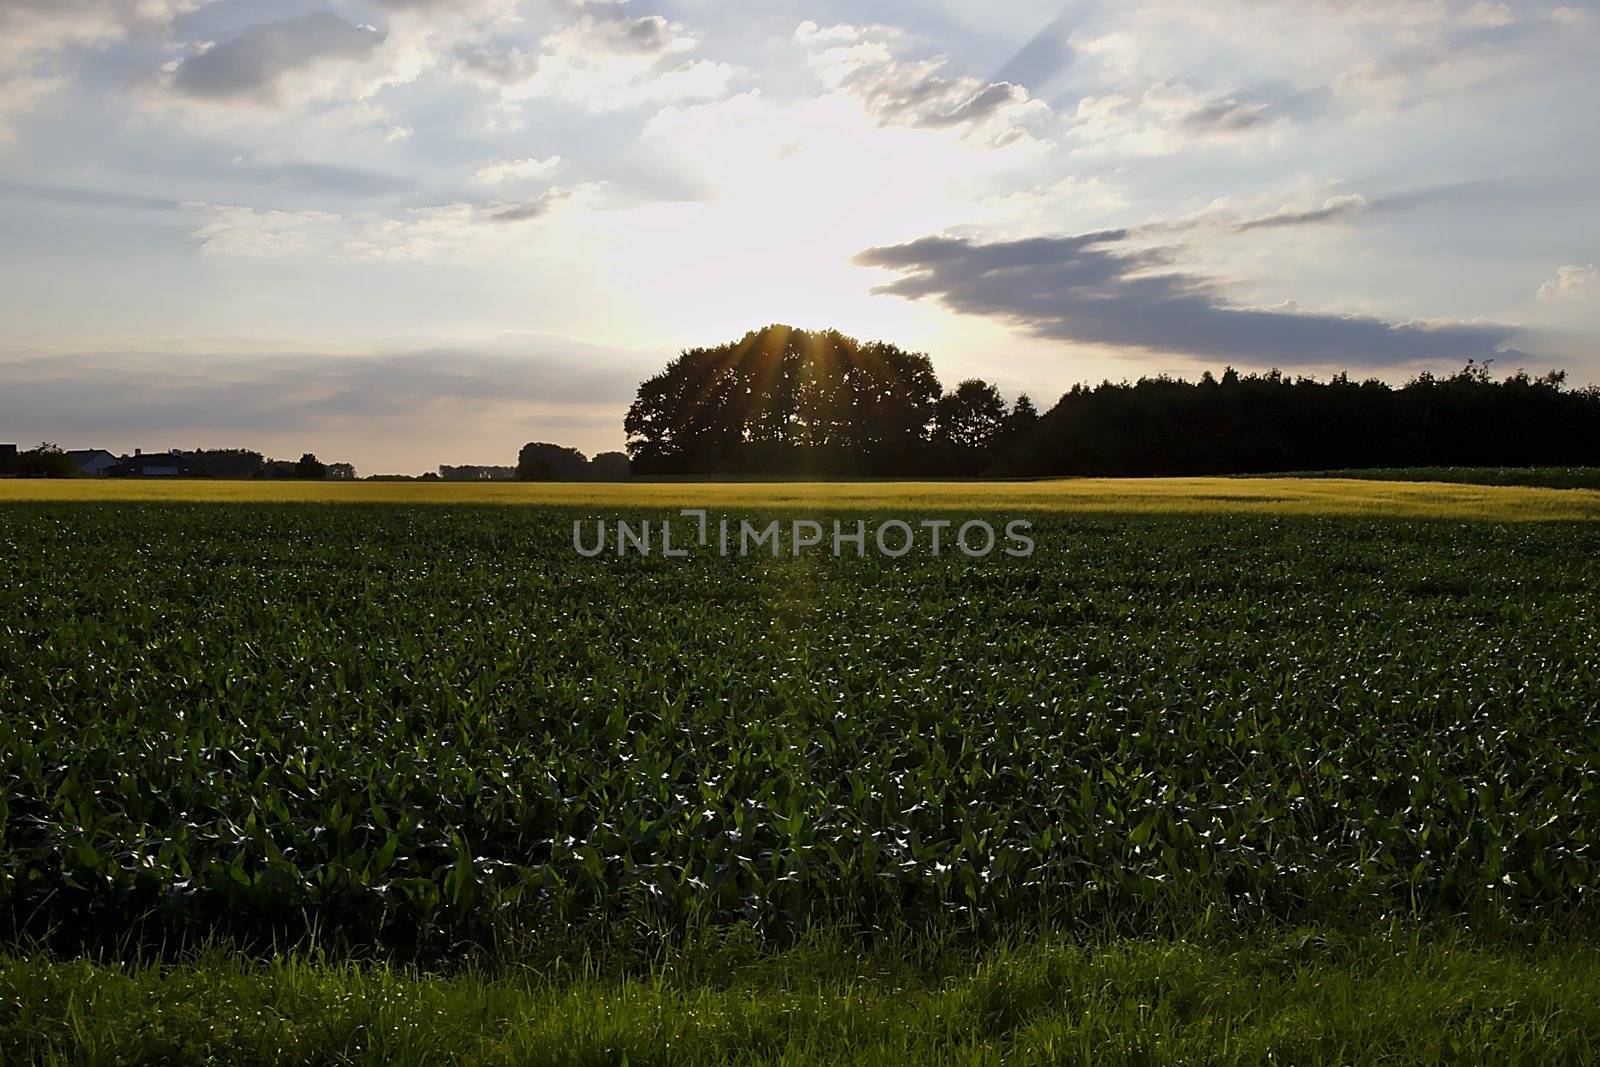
[2,476,1600,520]
[4,503,1599,960]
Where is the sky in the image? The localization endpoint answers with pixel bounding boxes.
[0,0,1596,474]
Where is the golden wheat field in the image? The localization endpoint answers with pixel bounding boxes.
[3,476,1600,520]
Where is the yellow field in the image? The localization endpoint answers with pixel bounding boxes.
[3,476,1599,520]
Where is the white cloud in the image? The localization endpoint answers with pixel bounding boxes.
[0,0,210,64]
[0,0,213,143]
[525,11,731,110]
[1067,81,1293,158]
[797,21,1051,148]
[187,186,593,261]
[1538,263,1599,301]
[474,156,562,184]
[548,0,694,56]
[450,1,736,117]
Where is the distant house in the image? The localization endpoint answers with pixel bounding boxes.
[66,449,120,476]
[110,451,201,478]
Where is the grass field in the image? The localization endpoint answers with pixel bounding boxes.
[3,483,1598,1061]
[8,932,1600,1065]
[3,474,1600,520]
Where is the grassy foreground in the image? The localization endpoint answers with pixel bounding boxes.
[3,474,1600,520]
[5,493,1598,1062]
[5,931,1600,1065]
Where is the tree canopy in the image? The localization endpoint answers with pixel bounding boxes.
[625,325,952,475]
[995,363,1600,476]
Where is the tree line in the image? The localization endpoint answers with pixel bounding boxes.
[625,325,1600,476]
[0,445,355,479]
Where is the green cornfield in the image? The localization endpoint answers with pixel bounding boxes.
[3,501,1598,965]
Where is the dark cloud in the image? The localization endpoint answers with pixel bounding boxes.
[455,41,538,85]
[170,12,383,102]
[488,188,569,222]
[597,14,677,55]
[848,65,1034,136]
[1181,95,1273,131]
[854,232,1517,367]
[1175,79,1339,135]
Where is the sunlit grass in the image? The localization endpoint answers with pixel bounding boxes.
[5,931,1599,1065]
[3,476,1599,520]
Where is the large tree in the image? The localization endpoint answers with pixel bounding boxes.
[518,442,589,481]
[624,325,943,474]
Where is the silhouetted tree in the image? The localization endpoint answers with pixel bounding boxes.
[994,364,1600,476]
[184,449,264,478]
[518,442,589,481]
[625,324,942,475]
[14,443,76,478]
[988,394,1041,471]
[931,379,1006,475]
[588,451,632,480]
[295,453,328,479]
[440,465,518,481]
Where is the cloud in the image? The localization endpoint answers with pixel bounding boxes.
[1233,194,1369,230]
[0,342,654,470]
[0,0,211,137]
[488,187,571,221]
[1066,81,1295,156]
[458,1,732,114]
[188,187,589,260]
[474,156,562,184]
[455,41,539,87]
[854,231,1517,367]
[0,0,207,63]
[1199,193,1373,233]
[797,21,1051,148]
[553,0,688,56]
[1538,263,1598,301]
[853,62,1036,135]
[1180,95,1274,131]
[165,12,384,104]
